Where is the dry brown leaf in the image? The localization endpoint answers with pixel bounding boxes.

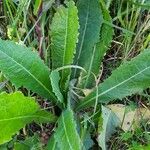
[107,104,150,131]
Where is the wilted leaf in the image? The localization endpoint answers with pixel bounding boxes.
[108,104,150,131]
[108,104,136,131]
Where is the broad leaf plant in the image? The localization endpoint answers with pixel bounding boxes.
[0,0,150,149]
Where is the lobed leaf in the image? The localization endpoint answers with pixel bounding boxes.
[0,92,56,145]
[51,1,79,88]
[76,49,150,110]
[0,39,57,103]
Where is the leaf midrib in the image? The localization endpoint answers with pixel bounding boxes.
[62,7,69,79]
[62,112,74,150]
[0,50,55,100]
[0,115,49,122]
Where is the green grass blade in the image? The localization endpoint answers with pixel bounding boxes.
[33,0,42,15]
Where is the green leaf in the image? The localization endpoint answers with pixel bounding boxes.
[82,131,94,149]
[46,134,59,150]
[0,143,7,150]
[51,1,79,87]
[98,0,114,62]
[72,0,103,82]
[50,71,64,104]
[0,39,57,103]
[76,49,150,110]
[0,92,56,145]
[54,108,81,150]
[98,106,120,150]
[14,135,42,150]
[120,132,133,141]
[130,143,150,150]
[33,0,42,15]
[83,0,114,88]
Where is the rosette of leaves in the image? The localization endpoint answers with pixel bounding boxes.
[0,0,150,149]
